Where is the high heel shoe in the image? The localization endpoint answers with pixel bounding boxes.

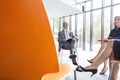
[87,59,93,63]
[79,66,97,77]
[76,66,83,72]
[99,67,108,75]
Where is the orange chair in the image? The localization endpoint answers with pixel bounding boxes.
[0,0,76,80]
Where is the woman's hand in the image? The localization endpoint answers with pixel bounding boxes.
[97,38,109,42]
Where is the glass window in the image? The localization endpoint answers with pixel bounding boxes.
[77,14,83,48]
[77,14,83,35]
[113,5,120,17]
[53,18,59,48]
[71,15,75,34]
[86,12,90,50]
[104,8,111,38]
[63,16,69,23]
[104,0,111,6]
[113,0,120,4]
[60,18,63,31]
[54,18,59,35]
[93,10,101,51]
[86,1,90,11]
[93,0,102,9]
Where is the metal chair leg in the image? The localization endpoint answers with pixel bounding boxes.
[60,50,63,63]
[74,70,77,80]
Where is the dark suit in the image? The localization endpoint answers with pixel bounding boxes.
[58,30,75,54]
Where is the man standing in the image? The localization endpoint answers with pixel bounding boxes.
[58,22,78,65]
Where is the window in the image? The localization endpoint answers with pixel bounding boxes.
[77,14,83,48]
[104,0,111,6]
[114,0,120,4]
[93,0,101,9]
[86,12,90,50]
[54,18,59,35]
[86,1,90,11]
[93,10,101,51]
[104,8,111,38]
[113,5,120,17]
[71,15,75,34]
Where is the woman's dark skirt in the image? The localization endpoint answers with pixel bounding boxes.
[113,41,120,60]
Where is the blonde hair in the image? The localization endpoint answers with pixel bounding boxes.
[114,16,120,28]
[114,16,120,19]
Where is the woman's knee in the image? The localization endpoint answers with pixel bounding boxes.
[108,40,114,47]
[101,42,108,48]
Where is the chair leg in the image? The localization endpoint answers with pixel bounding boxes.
[60,50,63,63]
[74,70,77,80]
[76,51,79,64]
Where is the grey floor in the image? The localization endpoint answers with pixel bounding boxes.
[57,48,120,80]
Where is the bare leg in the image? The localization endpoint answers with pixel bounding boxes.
[90,41,108,62]
[86,41,114,69]
[109,52,115,71]
[100,51,115,74]
[91,41,108,73]
[100,60,108,73]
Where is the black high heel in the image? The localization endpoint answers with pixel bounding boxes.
[99,71,106,75]
[99,67,108,75]
[79,66,97,77]
[87,59,93,63]
[76,66,83,72]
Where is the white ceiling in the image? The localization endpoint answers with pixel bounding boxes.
[43,0,83,19]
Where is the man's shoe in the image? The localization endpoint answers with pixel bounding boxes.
[69,54,78,65]
[69,54,73,59]
[69,54,76,59]
[73,62,78,65]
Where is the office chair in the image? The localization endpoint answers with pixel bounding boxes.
[0,0,77,80]
[59,39,79,64]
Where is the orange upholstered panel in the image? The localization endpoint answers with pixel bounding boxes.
[0,0,59,80]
